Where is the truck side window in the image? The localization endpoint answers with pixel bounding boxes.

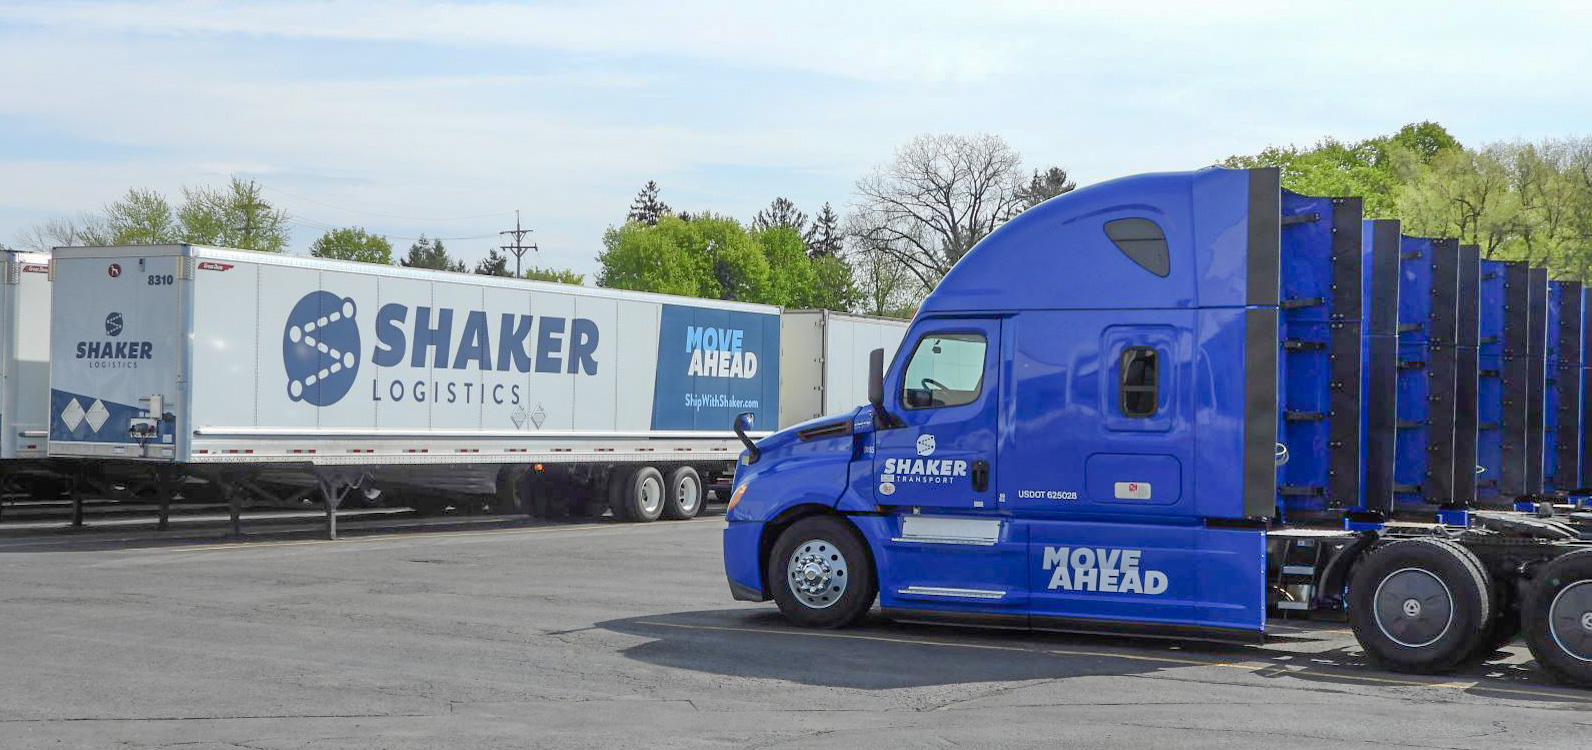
[1119,346,1158,417]
[1104,218,1170,277]
[901,332,987,409]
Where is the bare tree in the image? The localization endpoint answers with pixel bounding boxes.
[846,215,920,317]
[16,213,112,251]
[849,133,1027,291]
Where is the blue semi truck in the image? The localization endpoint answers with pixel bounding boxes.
[722,166,1592,687]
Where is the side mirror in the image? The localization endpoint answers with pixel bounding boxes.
[868,348,896,428]
[733,411,760,464]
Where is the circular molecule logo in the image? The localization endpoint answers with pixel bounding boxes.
[104,312,123,337]
[282,291,360,406]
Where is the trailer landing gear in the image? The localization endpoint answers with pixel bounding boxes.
[1348,538,1492,674]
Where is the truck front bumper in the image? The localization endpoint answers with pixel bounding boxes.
[723,521,769,602]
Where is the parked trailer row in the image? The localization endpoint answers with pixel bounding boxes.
[723,166,1592,688]
[37,244,905,534]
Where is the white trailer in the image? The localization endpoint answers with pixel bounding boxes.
[47,245,784,533]
[777,310,908,428]
[1,252,52,462]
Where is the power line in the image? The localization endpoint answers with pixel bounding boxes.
[285,218,496,242]
[499,210,538,277]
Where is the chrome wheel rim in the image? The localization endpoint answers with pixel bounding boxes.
[638,475,663,516]
[1549,580,1592,662]
[675,474,701,516]
[786,538,848,609]
[1373,567,1455,648]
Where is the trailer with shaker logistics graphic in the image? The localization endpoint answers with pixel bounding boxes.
[722,166,1592,688]
[46,244,815,533]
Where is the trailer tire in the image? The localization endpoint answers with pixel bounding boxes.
[662,467,703,520]
[768,516,876,629]
[1523,548,1592,686]
[1348,538,1491,674]
[620,466,665,522]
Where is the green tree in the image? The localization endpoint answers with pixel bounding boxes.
[692,213,770,302]
[811,252,858,312]
[524,266,586,285]
[1015,166,1077,210]
[105,188,180,245]
[178,177,290,252]
[754,226,816,307]
[805,202,843,258]
[310,227,393,264]
[400,235,466,272]
[627,180,671,226]
[597,218,709,296]
[1221,122,1463,218]
[474,248,513,277]
[752,197,808,235]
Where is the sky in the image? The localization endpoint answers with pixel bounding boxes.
[1,0,1589,276]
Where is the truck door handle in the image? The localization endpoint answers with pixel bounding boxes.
[971,460,989,492]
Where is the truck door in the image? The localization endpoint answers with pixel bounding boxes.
[873,318,1000,510]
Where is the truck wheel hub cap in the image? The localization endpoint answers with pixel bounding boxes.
[787,540,848,610]
[1372,567,1454,649]
[1548,581,1592,662]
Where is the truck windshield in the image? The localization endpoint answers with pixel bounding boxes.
[901,332,987,409]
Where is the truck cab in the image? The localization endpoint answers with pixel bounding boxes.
[724,166,1279,640]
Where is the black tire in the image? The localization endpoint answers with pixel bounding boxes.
[1348,538,1492,674]
[1523,548,1592,687]
[607,468,633,521]
[621,466,664,522]
[767,516,877,629]
[661,466,703,520]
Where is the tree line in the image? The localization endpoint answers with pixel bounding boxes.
[10,179,585,284]
[600,134,1076,317]
[1223,121,1592,280]
[18,122,1587,314]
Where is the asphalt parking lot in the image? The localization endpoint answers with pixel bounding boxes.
[2,513,1591,749]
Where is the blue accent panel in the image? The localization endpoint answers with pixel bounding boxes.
[1436,509,1470,527]
[1477,259,1506,503]
[1191,306,1255,521]
[722,521,766,597]
[1393,235,1448,511]
[49,388,165,445]
[1026,519,1265,632]
[866,514,1029,614]
[919,167,1267,314]
[1546,282,1564,490]
[650,304,780,431]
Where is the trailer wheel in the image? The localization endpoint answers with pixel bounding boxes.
[1348,538,1491,674]
[620,466,665,522]
[1523,549,1592,686]
[767,516,876,629]
[662,467,703,520]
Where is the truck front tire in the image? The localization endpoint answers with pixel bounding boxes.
[1348,538,1491,674]
[1523,548,1592,687]
[768,516,876,629]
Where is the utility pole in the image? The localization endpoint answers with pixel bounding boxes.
[499,210,538,277]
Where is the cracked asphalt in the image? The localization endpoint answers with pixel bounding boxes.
[2,513,1591,749]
